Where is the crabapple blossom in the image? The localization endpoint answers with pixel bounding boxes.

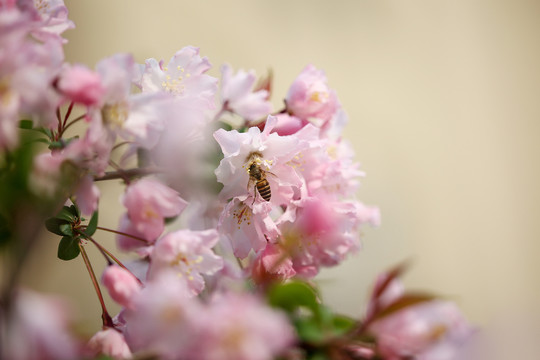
[57,64,104,106]
[147,229,223,295]
[95,53,176,149]
[122,177,188,241]
[285,64,339,123]
[218,195,279,259]
[1,289,79,360]
[86,328,132,360]
[115,214,152,254]
[139,46,218,108]
[220,64,272,121]
[191,292,295,360]
[369,301,473,360]
[251,242,296,285]
[101,265,142,310]
[74,174,100,215]
[213,115,308,205]
[123,272,201,359]
[267,113,307,136]
[278,196,379,277]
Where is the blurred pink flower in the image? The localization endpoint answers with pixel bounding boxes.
[95,53,176,149]
[86,328,132,360]
[57,64,104,106]
[74,174,100,216]
[148,229,223,295]
[278,196,379,276]
[2,289,80,360]
[115,214,152,254]
[122,177,188,241]
[191,292,295,360]
[285,64,339,123]
[139,46,218,108]
[220,64,272,121]
[123,272,201,359]
[251,242,296,285]
[101,265,142,310]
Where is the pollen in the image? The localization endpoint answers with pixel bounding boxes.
[101,102,129,129]
[309,91,329,103]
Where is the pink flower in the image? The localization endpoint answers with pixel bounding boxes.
[251,243,296,285]
[366,274,473,360]
[95,53,176,149]
[213,115,309,205]
[26,0,75,43]
[101,265,142,310]
[115,214,152,254]
[369,301,473,360]
[267,113,307,136]
[220,64,272,121]
[147,229,223,295]
[57,64,104,106]
[278,197,379,276]
[285,64,339,123]
[122,177,188,241]
[192,293,295,360]
[218,196,279,259]
[74,174,100,216]
[2,289,79,360]
[86,328,132,360]
[123,272,201,359]
[139,46,218,108]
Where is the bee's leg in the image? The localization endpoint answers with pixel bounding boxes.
[252,184,258,205]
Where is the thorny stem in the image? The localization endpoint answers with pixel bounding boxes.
[93,167,166,182]
[79,243,114,328]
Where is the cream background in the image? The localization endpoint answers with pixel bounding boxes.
[19,0,540,334]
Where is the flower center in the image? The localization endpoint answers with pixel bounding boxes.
[101,102,129,129]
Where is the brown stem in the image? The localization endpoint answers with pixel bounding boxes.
[93,167,165,182]
[93,226,150,244]
[79,243,114,328]
[63,102,74,129]
[84,234,144,285]
[60,114,86,136]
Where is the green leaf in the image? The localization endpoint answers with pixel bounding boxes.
[84,211,98,236]
[268,281,320,315]
[295,317,325,343]
[331,314,356,335]
[56,206,78,222]
[372,292,436,322]
[19,120,33,129]
[59,222,73,236]
[45,217,70,236]
[57,236,80,261]
[69,204,80,218]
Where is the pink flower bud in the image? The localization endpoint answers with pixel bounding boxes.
[57,64,104,106]
[87,328,132,359]
[101,265,141,309]
[285,64,339,122]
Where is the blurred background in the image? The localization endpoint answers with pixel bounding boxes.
[18,0,540,334]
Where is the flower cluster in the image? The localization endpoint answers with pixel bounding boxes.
[0,1,473,360]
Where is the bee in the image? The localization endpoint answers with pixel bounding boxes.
[246,153,272,202]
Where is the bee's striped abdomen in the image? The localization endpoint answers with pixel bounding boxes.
[256,179,271,202]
